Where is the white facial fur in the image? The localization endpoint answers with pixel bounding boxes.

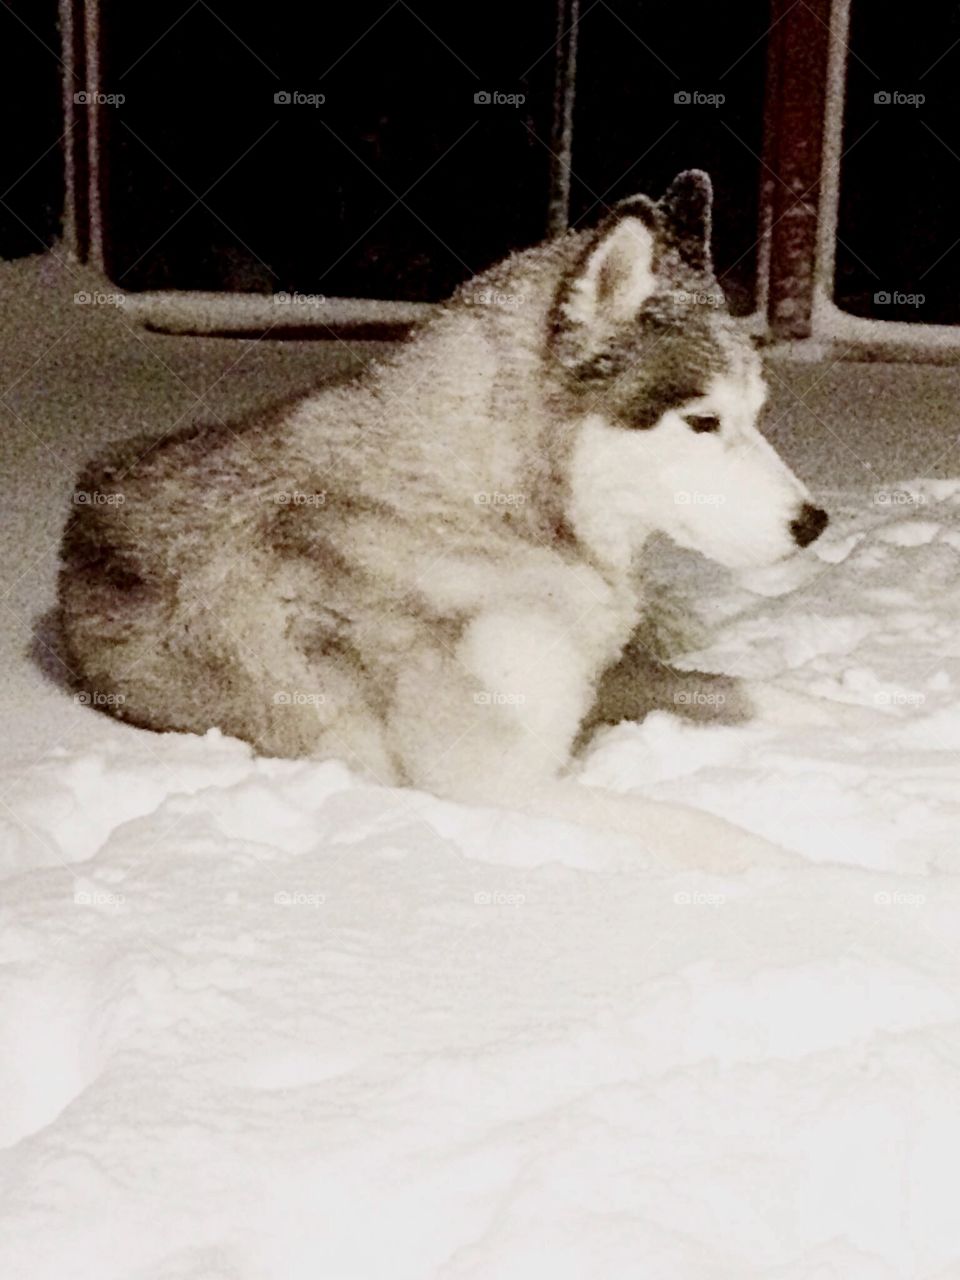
[568,363,813,573]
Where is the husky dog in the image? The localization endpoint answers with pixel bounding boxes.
[59,171,827,858]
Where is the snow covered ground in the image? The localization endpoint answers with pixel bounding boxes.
[2,253,960,1278]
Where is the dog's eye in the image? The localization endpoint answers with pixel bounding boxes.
[683,413,721,434]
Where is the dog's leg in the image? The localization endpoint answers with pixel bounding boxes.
[388,610,792,872]
[389,608,596,794]
[575,638,751,753]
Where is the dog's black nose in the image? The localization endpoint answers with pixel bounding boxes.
[790,503,829,548]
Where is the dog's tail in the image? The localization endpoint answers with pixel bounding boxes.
[450,777,794,872]
[58,447,178,723]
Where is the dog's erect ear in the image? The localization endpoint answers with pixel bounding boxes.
[659,169,713,273]
[559,195,660,333]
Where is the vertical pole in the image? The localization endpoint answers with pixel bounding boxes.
[83,0,105,273]
[59,0,89,262]
[764,0,835,338]
[812,0,852,334]
[547,0,580,237]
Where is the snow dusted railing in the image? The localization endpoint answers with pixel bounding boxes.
[807,0,960,353]
[62,0,960,352]
[762,0,960,354]
[120,291,431,338]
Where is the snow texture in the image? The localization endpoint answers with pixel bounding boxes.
[1,254,959,1278]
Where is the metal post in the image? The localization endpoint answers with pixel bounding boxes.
[763,0,834,338]
[547,0,580,237]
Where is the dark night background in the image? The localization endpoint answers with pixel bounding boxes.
[3,1,960,322]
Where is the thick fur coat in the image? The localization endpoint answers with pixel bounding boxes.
[59,171,826,852]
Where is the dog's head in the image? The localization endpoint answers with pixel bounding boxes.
[550,171,827,570]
